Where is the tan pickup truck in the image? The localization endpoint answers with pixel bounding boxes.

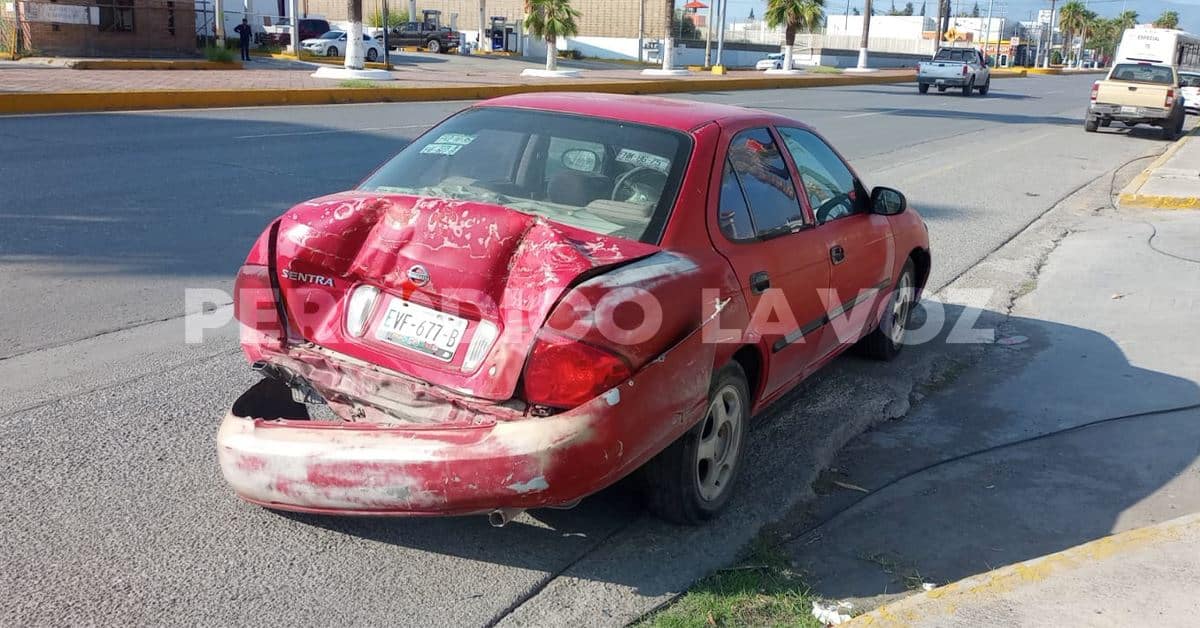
[1085,62,1186,139]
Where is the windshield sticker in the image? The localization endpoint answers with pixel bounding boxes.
[433,133,476,146]
[616,149,670,173]
[420,143,464,156]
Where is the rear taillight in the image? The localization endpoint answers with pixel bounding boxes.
[345,284,380,337]
[1090,82,1099,101]
[234,264,285,349]
[522,332,631,409]
[962,64,968,76]
[1166,88,1176,108]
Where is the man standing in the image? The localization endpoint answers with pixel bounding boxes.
[234,18,252,61]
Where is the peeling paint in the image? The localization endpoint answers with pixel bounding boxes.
[506,476,549,493]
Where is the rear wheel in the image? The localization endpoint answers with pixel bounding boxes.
[427,38,442,53]
[366,47,378,61]
[857,260,916,361]
[1084,116,1100,132]
[326,46,338,57]
[918,83,930,94]
[961,78,974,96]
[977,78,990,95]
[642,362,749,525]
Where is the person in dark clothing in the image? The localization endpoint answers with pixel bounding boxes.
[234,18,252,61]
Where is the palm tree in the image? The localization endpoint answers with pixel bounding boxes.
[1057,1,1087,65]
[345,0,364,70]
[1153,11,1180,30]
[764,0,825,72]
[524,0,581,71]
[1115,10,1138,32]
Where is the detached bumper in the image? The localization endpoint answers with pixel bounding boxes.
[217,386,607,515]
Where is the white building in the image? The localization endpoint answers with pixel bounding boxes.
[826,15,932,39]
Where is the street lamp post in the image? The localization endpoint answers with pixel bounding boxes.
[1043,0,1056,69]
[638,0,645,63]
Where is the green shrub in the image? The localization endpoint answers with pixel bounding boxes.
[367,9,408,28]
[204,46,235,63]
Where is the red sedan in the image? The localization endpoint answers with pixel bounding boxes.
[219,93,930,525]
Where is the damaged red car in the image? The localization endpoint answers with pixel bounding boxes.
[218,93,931,525]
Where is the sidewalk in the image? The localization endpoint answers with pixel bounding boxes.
[780,155,1200,624]
[1120,129,1200,209]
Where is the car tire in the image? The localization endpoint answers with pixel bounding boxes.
[427,39,441,53]
[642,362,749,525]
[326,46,338,57]
[962,78,974,96]
[366,48,378,61]
[918,83,929,94]
[1084,116,1100,132]
[856,260,916,361]
[978,78,990,95]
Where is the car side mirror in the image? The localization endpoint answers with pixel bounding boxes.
[871,187,907,216]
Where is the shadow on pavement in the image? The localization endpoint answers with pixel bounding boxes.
[270,303,1198,604]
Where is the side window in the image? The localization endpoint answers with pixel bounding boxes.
[776,127,859,225]
[717,158,755,241]
[726,128,804,235]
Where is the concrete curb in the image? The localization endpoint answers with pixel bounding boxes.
[66,59,244,70]
[850,513,1200,627]
[1117,128,1200,210]
[0,71,919,115]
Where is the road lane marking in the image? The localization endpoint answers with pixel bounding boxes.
[234,123,431,139]
[842,109,896,118]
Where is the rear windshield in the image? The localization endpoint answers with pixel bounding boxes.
[934,48,976,62]
[359,107,692,244]
[1110,63,1174,84]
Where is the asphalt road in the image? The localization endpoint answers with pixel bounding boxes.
[0,74,1177,626]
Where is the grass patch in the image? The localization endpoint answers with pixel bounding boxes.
[640,536,823,628]
[337,79,376,88]
[806,65,841,74]
[203,45,235,63]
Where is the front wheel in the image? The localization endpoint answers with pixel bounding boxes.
[426,38,441,53]
[326,46,338,57]
[918,83,930,94]
[856,260,916,361]
[642,363,749,525]
[977,78,990,95]
[366,48,378,61]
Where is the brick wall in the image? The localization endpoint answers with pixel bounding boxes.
[299,0,669,39]
[17,1,197,57]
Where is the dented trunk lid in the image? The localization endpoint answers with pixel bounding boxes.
[271,192,659,401]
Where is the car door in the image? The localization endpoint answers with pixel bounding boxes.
[710,126,833,397]
[399,22,420,46]
[775,126,894,354]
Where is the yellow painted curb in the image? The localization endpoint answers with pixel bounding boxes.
[0,71,916,115]
[256,51,391,69]
[1117,128,1200,210]
[991,69,1027,78]
[851,513,1200,627]
[1022,67,1107,76]
[68,59,243,70]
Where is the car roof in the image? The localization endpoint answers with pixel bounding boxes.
[477,92,783,132]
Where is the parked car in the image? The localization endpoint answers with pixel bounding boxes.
[756,52,785,70]
[301,31,385,61]
[379,21,461,53]
[918,47,991,95]
[263,18,330,48]
[1179,71,1200,114]
[1085,62,1185,138]
[217,93,931,525]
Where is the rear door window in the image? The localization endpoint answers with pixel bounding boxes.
[725,128,805,237]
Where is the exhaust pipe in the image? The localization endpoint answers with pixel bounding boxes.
[488,508,524,528]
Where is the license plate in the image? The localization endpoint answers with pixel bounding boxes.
[374,297,468,362]
[1121,105,1137,114]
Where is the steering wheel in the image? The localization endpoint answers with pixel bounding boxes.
[611,167,668,203]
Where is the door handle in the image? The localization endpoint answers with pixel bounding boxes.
[749,271,770,295]
[830,245,846,265]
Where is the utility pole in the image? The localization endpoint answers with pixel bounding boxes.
[716,0,727,66]
[983,0,994,61]
[288,0,299,54]
[704,0,714,67]
[382,0,390,67]
[933,0,943,55]
[844,0,850,31]
[1043,0,1056,68]
[638,0,645,62]
[1077,0,1089,68]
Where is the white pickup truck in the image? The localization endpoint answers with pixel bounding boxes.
[918,47,991,96]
